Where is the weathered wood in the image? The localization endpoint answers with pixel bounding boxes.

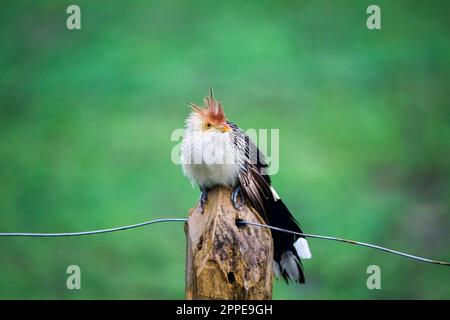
[185,186,273,300]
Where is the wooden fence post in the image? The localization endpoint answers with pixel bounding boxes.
[185,186,273,300]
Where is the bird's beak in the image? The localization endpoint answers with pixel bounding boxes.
[220,123,232,133]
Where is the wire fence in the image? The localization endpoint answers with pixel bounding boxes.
[0,217,448,266]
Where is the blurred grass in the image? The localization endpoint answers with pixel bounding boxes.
[0,0,449,299]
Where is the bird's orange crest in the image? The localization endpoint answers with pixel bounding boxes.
[189,89,226,125]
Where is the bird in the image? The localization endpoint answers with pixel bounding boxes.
[180,89,312,283]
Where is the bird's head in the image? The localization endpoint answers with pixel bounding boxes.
[186,89,232,133]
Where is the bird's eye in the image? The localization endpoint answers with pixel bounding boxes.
[204,122,212,129]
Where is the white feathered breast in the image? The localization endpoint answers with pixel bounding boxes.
[181,113,240,189]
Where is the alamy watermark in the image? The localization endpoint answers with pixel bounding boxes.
[366,5,381,30]
[366,265,381,290]
[66,265,81,290]
[66,5,81,30]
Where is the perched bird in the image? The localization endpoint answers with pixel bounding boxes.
[181,89,312,283]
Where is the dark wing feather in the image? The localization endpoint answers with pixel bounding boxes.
[227,120,307,284]
[227,121,273,221]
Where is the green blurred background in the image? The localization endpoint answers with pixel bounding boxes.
[0,0,449,299]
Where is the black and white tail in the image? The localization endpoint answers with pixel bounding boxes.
[266,188,311,283]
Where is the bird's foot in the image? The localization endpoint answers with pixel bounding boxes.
[231,185,245,210]
[199,188,208,214]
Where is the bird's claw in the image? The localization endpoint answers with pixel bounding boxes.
[199,189,208,214]
[231,185,245,210]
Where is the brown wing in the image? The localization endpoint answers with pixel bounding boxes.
[227,121,307,283]
[227,121,274,221]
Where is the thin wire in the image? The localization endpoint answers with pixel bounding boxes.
[0,217,448,266]
[237,220,450,266]
[0,218,187,237]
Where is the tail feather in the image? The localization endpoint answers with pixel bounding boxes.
[294,237,312,259]
[280,250,300,281]
[266,198,310,284]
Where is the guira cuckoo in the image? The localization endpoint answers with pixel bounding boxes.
[181,90,311,283]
